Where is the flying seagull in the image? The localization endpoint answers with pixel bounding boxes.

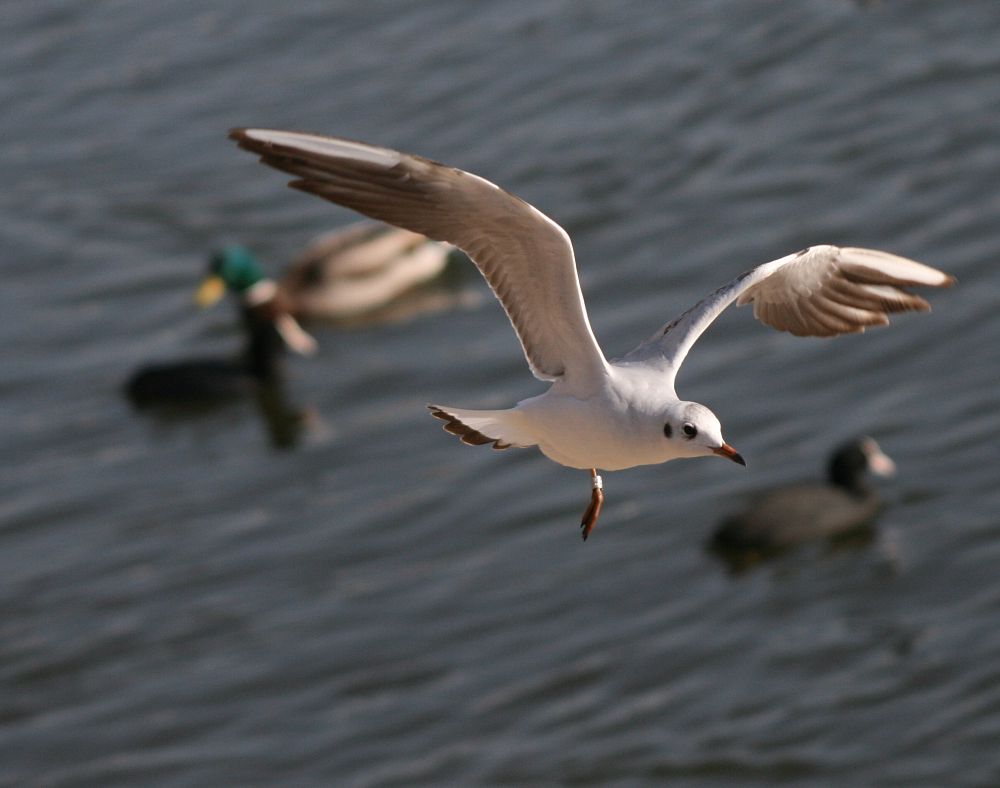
[229,128,954,539]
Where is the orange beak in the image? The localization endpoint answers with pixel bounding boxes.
[712,443,746,466]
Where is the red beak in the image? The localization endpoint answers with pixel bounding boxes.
[712,443,746,466]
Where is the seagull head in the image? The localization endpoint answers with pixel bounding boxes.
[663,401,745,466]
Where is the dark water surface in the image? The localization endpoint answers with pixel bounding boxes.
[4,1,1000,785]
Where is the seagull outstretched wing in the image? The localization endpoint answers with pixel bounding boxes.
[229,129,610,391]
[622,245,955,384]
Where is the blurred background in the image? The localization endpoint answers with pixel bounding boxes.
[3,0,1000,785]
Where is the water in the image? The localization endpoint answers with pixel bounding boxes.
[4,0,1000,785]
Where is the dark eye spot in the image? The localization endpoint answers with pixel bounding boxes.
[663,423,672,438]
[682,423,697,438]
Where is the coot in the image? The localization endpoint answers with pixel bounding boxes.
[712,437,896,552]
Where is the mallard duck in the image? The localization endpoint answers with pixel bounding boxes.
[195,243,318,354]
[278,222,456,321]
[204,223,456,324]
[711,436,897,553]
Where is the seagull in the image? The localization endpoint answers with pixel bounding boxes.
[229,128,955,539]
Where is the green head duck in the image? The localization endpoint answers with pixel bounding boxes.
[195,245,318,356]
[197,245,268,306]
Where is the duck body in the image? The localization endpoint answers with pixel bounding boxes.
[712,436,896,551]
[279,222,454,321]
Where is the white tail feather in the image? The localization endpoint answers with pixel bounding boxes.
[428,405,536,450]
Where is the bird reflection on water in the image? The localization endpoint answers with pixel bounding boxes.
[124,235,476,449]
[125,298,307,449]
[124,247,316,449]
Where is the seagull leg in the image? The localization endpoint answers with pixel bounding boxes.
[580,469,604,540]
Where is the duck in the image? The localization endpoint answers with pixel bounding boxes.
[276,221,458,321]
[204,223,457,324]
[125,249,315,446]
[194,243,318,354]
[711,436,897,553]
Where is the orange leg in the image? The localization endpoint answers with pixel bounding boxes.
[580,469,604,540]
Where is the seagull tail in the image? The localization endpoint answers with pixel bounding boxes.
[428,405,536,451]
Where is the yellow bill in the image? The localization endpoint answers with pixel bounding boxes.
[195,274,226,307]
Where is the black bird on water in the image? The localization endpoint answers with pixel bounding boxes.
[711,436,896,557]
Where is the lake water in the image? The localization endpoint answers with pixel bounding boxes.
[4,1,1000,785]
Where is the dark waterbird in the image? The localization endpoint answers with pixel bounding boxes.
[711,436,897,557]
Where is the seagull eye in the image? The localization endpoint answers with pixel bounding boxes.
[682,423,697,438]
[663,423,672,438]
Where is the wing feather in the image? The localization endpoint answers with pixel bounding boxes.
[230,128,609,389]
[621,245,953,384]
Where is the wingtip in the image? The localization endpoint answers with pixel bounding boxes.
[227,127,286,149]
[919,267,956,289]
[918,271,956,289]
[228,127,263,154]
[228,127,262,147]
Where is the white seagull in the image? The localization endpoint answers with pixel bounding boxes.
[229,128,955,539]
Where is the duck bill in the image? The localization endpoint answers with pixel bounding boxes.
[713,443,746,466]
[195,275,226,307]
